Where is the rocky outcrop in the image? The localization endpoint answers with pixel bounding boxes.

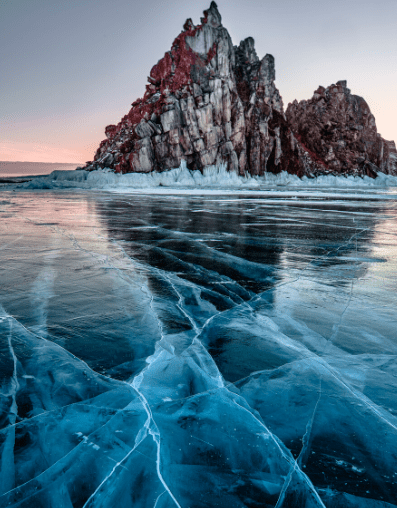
[84,2,396,179]
[286,81,397,177]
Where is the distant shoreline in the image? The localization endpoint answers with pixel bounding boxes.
[0,161,83,178]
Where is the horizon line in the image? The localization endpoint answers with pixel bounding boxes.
[0,161,84,165]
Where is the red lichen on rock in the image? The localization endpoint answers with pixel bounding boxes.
[206,42,217,64]
[105,125,117,140]
[128,102,153,126]
[150,52,173,89]
[286,81,397,176]
[149,25,209,95]
[294,132,329,169]
[200,10,209,25]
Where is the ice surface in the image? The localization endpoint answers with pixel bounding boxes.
[0,189,397,506]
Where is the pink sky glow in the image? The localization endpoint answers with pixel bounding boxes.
[1,0,396,164]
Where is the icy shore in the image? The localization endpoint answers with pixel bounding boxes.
[10,163,397,193]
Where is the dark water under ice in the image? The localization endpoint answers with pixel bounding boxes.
[0,189,397,507]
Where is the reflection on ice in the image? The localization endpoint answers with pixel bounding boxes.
[1,190,397,506]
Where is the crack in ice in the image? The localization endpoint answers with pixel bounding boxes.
[132,372,182,508]
[297,377,322,469]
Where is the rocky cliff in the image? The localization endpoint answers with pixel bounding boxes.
[84,2,396,179]
[286,81,397,177]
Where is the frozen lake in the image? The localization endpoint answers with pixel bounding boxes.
[1,187,397,507]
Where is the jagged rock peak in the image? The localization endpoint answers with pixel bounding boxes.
[84,3,395,179]
[85,3,287,177]
[183,2,222,33]
[235,37,259,65]
[201,1,222,27]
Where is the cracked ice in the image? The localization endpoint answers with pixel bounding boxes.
[1,189,397,507]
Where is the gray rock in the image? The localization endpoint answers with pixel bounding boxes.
[86,3,395,179]
[129,137,154,172]
[135,120,155,138]
[160,108,182,133]
[195,104,214,135]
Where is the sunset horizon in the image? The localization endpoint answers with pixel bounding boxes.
[2,0,396,165]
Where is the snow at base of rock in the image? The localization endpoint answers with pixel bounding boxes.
[14,162,397,192]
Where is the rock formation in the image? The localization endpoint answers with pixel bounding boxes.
[84,2,396,179]
[286,81,397,177]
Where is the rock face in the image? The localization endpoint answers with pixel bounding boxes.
[85,2,396,179]
[286,81,397,177]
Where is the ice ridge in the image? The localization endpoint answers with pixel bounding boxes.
[6,162,397,193]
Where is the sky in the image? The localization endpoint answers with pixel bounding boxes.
[1,0,396,163]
